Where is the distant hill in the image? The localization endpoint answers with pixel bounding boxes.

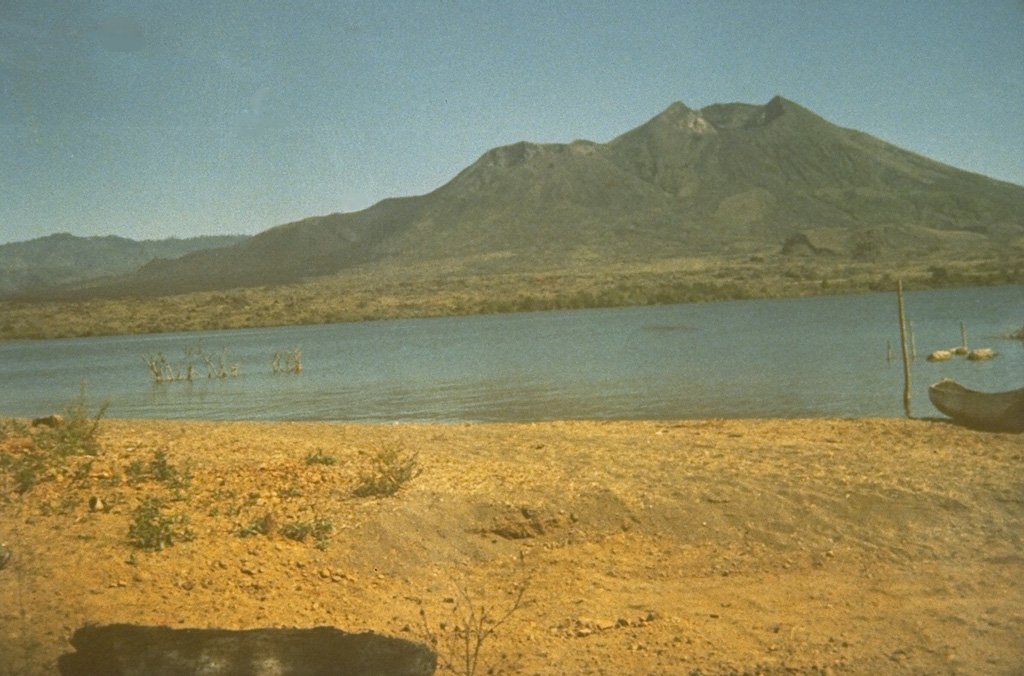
[0,233,250,296]
[34,97,1024,298]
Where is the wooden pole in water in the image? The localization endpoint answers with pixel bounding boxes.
[909,321,917,360]
[960,321,968,351]
[897,280,912,418]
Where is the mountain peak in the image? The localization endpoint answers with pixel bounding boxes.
[661,101,693,117]
[759,95,829,127]
[644,101,716,136]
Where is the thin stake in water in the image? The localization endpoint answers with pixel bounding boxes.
[896,280,912,418]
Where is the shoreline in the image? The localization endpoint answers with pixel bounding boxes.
[2,416,1022,675]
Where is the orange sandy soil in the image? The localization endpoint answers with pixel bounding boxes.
[1,417,1022,675]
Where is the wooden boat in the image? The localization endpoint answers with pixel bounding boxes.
[928,378,1024,432]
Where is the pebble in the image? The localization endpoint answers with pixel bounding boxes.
[578,616,617,631]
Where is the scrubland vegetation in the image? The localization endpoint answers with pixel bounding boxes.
[0,392,422,556]
[0,386,107,494]
[1,254,1021,341]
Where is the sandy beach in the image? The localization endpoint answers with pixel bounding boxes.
[1,416,1022,675]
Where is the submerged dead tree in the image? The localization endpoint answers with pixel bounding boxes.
[144,348,238,383]
[272,347,303,374]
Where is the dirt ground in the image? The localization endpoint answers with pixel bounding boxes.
[1,416,1022,675]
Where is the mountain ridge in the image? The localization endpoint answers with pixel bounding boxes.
[13,96,1024,300]
[0,233,250,297]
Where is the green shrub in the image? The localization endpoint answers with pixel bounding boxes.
[72,460,94,483]
[57,495,81,514]
[236,513,274,538]
[353,442,422,498]
[124,450,192,488]
[277,485,303,499]
[0,388,110,494]
[3,451,48,494]
[312,516,334,549]
[279,516,333,549]
[149,450,176,482]
[127,497,195,551]
[278,520,311,541]
[304,449,336,465]
[33,384,108,457]
[125,459,146,484]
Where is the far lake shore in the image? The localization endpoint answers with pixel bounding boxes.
[3,254,1021,341]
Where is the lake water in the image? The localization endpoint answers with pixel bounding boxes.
[1,285,1021,422]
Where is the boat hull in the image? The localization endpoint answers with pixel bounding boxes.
[928,379,1024,432]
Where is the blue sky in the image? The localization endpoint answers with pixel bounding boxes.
[2,1,1022,245]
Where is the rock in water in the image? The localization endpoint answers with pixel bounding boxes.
[31,414,64,428]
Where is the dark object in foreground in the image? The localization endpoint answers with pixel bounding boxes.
[928,378,1024,432]
[59,624,436,676]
